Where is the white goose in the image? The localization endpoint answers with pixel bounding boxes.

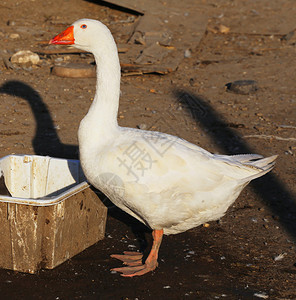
[50,19,277,277]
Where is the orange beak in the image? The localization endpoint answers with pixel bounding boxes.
[49,25,75,45]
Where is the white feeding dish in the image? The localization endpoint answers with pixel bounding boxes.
[0,154,88,205]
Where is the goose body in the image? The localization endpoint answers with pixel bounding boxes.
[80,126,275,235]
[50,19,277,276]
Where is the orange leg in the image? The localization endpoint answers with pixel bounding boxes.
[111,229,164,277]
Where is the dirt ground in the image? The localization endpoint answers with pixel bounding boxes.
[0,0,296,299]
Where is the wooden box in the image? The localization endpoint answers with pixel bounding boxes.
[0,155,107,273]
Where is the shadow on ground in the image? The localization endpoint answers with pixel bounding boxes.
[0,80,78,159]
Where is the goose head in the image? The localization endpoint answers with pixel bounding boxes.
[49,19,115,54]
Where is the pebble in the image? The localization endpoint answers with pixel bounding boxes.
[63,55,71,61]
[9,33,20,39]
[11,50,40,65]
[55,57,64,63]
[273,253,287,261]
[134,34,146,45]
[250,9,260,16]
[225,80,258,95]
[281,30,295,42]
[137,124,147,130]
[219,24,230,34]
[184,49,191,58]
[7,20,16,26]
[285,149,293,155]
[189,78,197,86]
[254,292,269,299]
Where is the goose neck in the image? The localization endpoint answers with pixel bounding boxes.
[85,44,121,129]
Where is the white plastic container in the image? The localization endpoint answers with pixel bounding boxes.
[0,155,107,273]
[0,154,87,205]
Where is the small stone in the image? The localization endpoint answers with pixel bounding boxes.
[22,66,33,72]
[55,57,64,63]
[254,292,269,299]
[225,80,258,95]
[273,253,287,261]
[9,33,20,39]
[281,29,295,42]
[7,20,16,26]
[184,49,191,58]
[189,78,196,86]
[134,35,146,45]
[250,9,260,16]
[137,124,147,130]
[11,50,40,65]
[219,24,230,34]
[63,55,71,61]
[254,126,264,132]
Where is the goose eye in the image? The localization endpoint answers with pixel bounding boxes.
[81,24,87,29]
